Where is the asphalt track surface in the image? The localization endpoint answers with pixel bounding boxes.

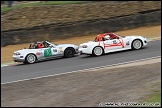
[1,40,161,84]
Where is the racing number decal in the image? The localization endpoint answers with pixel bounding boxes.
[102,38,124,49]
[113,40,117,44]
[44,48,52,57]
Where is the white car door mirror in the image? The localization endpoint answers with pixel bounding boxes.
[49,45,54,48]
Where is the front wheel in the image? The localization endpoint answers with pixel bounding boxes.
[132,39,142,50]
[64,48,75,58]
[25,54,37,64]
[92,46,104,56]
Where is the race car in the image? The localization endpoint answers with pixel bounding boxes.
[79,32,147,56]
[13,41,79,64]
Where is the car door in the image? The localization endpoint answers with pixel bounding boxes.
[103,39,123,52]
[122,37,130,48]
[36,48,52,59]
[50,46,60,56]
[43,46,59,58]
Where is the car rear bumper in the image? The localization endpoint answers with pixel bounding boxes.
[143,38,147,46]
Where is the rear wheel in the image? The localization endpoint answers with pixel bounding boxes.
[132,39,142,50]
[64,48,75,58]
[25,54,37,64]
[92,46,104,56]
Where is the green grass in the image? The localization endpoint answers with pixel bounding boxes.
[144,91,161,103]
[140,91,161,107]
[139,82,161,107]
[1,1,94,13]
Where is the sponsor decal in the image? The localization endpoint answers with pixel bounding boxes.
[59,47,63,52]
[53,49,57,52]
[36,52,41,55]
[44,48,52,57]
[36,52,43,56]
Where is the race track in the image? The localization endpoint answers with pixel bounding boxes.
[1,40,161,84]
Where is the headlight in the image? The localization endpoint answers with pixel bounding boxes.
[14,52,21,55]
[82,45,88,48]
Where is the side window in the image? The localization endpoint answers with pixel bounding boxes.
[43,42,50,48]
[46,43,50,47]
[35,44,39,49]
[42,43,47,48]
[102,37,106,41]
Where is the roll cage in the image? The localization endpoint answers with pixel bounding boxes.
[94,32,121,42]
[28,41,53,49]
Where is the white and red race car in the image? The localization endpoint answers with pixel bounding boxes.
[79,32,147,56]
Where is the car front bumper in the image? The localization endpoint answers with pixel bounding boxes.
[13,55,25,62]
[78,48,92,55]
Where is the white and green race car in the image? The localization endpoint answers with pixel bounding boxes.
[13,41,79,64]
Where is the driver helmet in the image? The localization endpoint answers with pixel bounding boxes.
[104,35,110,40]
[37,43,43,48]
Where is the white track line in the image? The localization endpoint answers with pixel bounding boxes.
[1,56,161,85]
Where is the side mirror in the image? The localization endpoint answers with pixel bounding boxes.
[49,45,54,48]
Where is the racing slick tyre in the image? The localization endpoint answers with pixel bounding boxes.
[64,48,75,58]
[92,46,104,56]
[25,54,37,64]
[132,39,142,50]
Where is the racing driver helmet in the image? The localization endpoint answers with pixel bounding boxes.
[37,43,43,48]
[104,35,111,40]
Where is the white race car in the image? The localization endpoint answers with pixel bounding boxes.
[13,41,79,64]
[79,32,147,56]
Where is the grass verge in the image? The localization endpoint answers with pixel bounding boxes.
[144,91,161,102]
[1,1,94,13]
[140,82,161,107]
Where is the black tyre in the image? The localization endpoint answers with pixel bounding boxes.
[92,46,104,56]
[25,54,37,64]
[132,39,142,50]
[64,48,75,58]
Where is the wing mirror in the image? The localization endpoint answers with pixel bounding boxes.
[49,45,54,48]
